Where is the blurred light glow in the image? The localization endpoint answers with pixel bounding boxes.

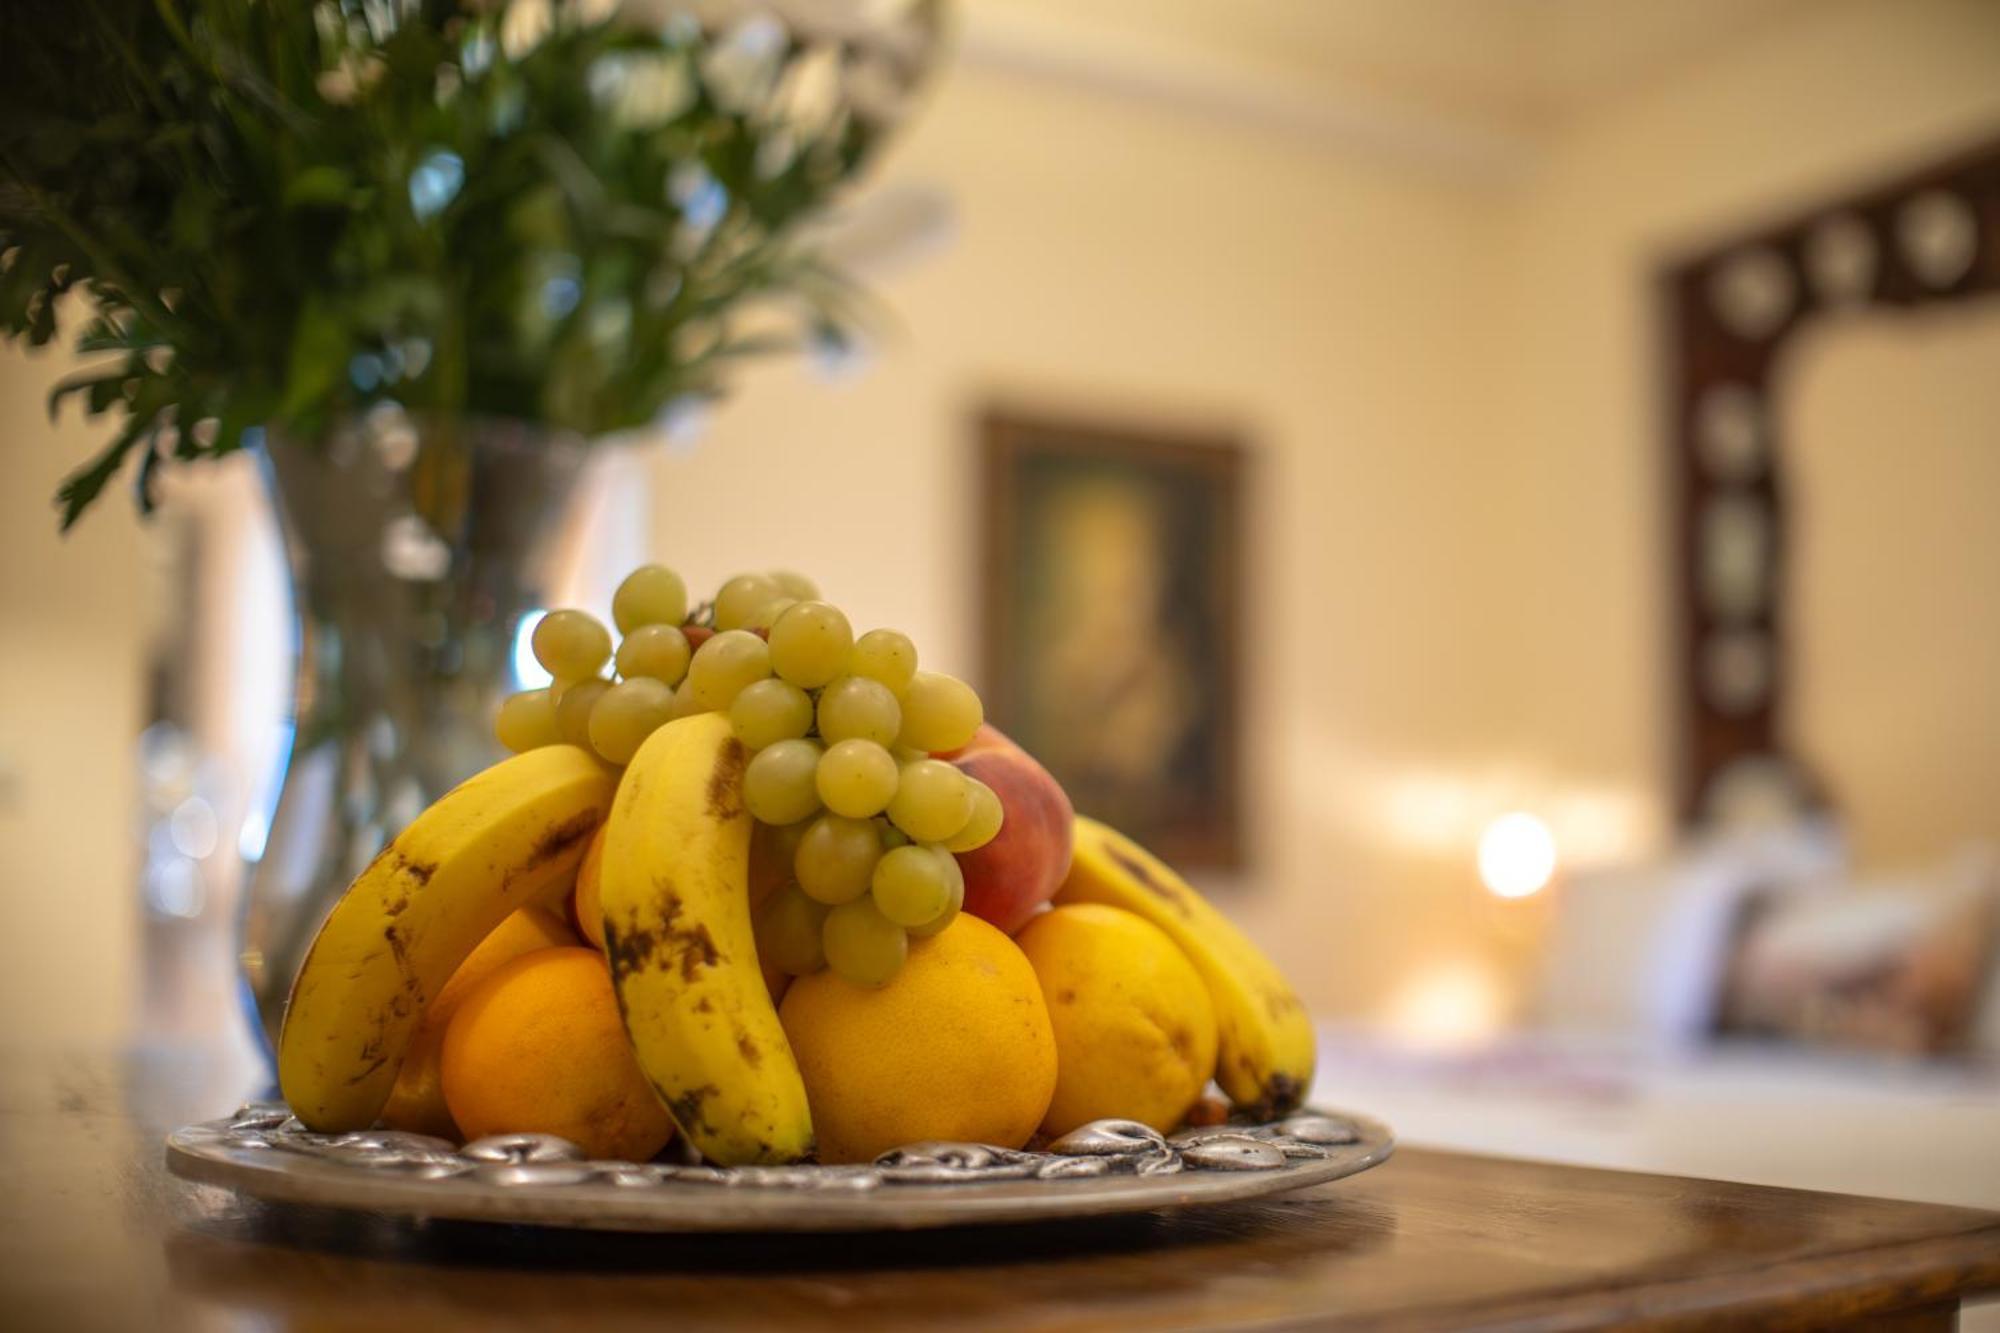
[540,274,582,319]
[408,149,465,222]
[237,802,272,865]
[670,165,729,234]
[658,396,710,454]
[145,856,204,920]
[238,720,293,864]
[1381,770,1481,854]
[1544,789,1654,866]
[380,515,452,581]
[513,610,552,688]
[500,0,554,60]
[1478,811,1557,899]
[1386,959,1503,1050]
[168,796,219,860]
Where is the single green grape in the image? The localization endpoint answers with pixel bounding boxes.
[895,671,984,753]
[554,677,611,748]
[614,623,692,686]
[715,573,784,632]
[848,628,917,695]
[794,814,884,906]
[743,738,824,825]
[755,884,829,976]
[907,850,965,939]
[611,564,688,634]
[770,570,820,600]
[870,844,954,928]
[494,688,560,752]
[942,777,1005,852]
[729,678,814,751]
[745,596,798,631]
[668,680,706,719]
[886,758,974,843]
[532,609,612,682]
[815,738,899,818]
[816,675,901,747]
[822,898,908,987]
[684,629,772,711]
[587,677,676,765]
[767,600,854,689]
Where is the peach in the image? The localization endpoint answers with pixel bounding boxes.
[942,725,1074,934]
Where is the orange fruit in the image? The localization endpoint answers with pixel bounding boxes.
[379,905,577,1138]
[440,947,674,1161]
[778,914,1056,1163]
[570,825,608,949]
[1016,904,1218,1136]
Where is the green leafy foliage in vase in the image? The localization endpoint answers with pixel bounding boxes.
[0,0,937,527]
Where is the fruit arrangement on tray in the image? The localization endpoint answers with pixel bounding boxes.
[277,566,1316,1168]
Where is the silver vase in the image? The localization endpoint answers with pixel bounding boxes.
[239,414,589,1060]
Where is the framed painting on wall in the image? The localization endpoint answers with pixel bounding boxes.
[978,410,1246,870]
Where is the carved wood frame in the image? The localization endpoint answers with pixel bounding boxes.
[1662,137,2000,824]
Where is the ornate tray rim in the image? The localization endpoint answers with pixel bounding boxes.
[166,1105,1394,1233]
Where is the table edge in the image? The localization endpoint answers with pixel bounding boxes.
[1290,1220,2000,1332]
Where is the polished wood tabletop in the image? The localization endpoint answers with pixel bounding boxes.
[4,1046,1998,1331]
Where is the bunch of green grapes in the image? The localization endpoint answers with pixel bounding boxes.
[492,565,1002,986]
[491,563,696,767]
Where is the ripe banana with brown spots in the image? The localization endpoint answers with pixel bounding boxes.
[1055,815,1316,1117]
[599,711,815,1166]
[278,744,616,1131]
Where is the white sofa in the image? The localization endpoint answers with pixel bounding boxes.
[1308,818,2000,1321]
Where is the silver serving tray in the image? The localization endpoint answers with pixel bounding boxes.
[167,1103,1393,1232]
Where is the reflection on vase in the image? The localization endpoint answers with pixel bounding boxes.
[239,413,588,1061]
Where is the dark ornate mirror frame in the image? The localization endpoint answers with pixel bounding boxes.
[1662,136,2000,825]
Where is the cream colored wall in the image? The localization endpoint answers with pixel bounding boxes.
[0,349,148,1043]
[1787,310,2000,867]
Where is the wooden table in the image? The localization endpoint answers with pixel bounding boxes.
[4,1047,1998,1331]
